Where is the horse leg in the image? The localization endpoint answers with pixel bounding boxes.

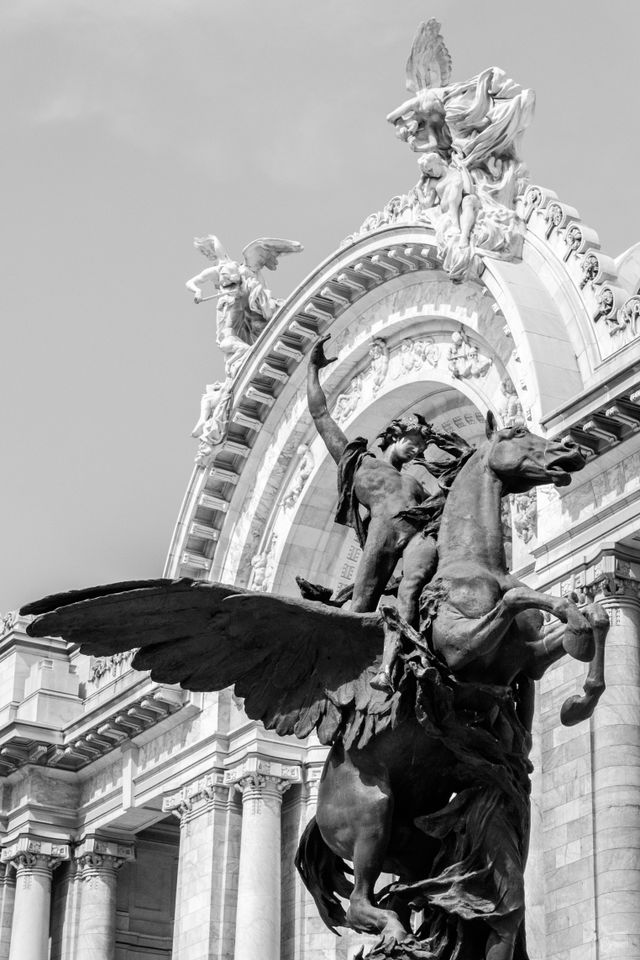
[502,586,594,662]
[317,748,409,941]
[560,602,609,725]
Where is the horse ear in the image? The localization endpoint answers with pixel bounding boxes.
[485,410,497,439]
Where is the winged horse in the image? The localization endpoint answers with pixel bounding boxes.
[22,415,607,960]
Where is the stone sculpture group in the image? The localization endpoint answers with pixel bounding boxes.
[186,234,302,465]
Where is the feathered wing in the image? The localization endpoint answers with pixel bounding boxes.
[193,234,229,265]
[242,238,303,273]
[405,18,453,92]
[22,580,390,747]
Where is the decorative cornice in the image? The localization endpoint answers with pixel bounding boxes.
[0,686,186,778]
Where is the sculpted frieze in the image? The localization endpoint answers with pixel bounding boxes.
[281,444,315,510]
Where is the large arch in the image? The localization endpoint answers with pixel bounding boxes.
[167,200,632,584]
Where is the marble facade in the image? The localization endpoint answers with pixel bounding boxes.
[1,173,640,958]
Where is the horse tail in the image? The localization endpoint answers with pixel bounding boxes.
[294,816,352,933]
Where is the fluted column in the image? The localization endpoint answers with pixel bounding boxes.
[74,837,135,960]
[232,773,292,960]
[590,592,640,959]
[4,840,69,960]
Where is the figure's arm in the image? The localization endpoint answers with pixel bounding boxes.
[186,266,219,303]
[307,335,348,465]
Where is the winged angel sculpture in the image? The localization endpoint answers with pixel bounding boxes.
[186,235,303,378]
[386,19,535,281]
[22,407,608,960]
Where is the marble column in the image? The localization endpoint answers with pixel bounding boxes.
[0,865,15,960]
[74,837,135,960]
[164,775,240,960]
[7,852,60,960]
[590,594,640,960]
[50,861,82,960]
[233,774,291,960]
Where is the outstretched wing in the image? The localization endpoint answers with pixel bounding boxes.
[242,238,303,273]
[193,234,229,265]
[22,579,390,747]
[405,18,453,92]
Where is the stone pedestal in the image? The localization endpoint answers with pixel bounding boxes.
[7,853,59,960]
[164,775,240,960]
[233,774,290,960]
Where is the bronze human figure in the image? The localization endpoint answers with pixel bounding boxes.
[308,333,470,690]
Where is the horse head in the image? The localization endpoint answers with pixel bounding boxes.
[483,411,586,495]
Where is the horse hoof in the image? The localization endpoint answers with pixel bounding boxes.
[561,694,592,726]
[562,629,595,663]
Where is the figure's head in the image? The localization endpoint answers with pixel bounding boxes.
[418,151,447,178]
[369,338,385,360]
[218,261,242,289]
[377,413,433,463]
[483,411,585,494]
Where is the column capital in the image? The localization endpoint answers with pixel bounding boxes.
[162,770,230,824]
[1,835,70,874]
[74,835,135,878]
[303,763,324,806]
[223,756,301,797]
[233,773,294,803]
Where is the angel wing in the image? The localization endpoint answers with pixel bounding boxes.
[22,579,394,749]
[242,238,303,274]
[193,234,230,264]
[405,18,453,92]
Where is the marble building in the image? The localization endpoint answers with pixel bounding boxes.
[2,25,640,960]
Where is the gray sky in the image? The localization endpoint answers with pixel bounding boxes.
[1,0,638,610]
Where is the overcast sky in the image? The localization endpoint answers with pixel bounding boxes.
[1,0,639,611]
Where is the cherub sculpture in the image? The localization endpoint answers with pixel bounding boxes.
[387,19,535,280]
[185,235,303,378]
